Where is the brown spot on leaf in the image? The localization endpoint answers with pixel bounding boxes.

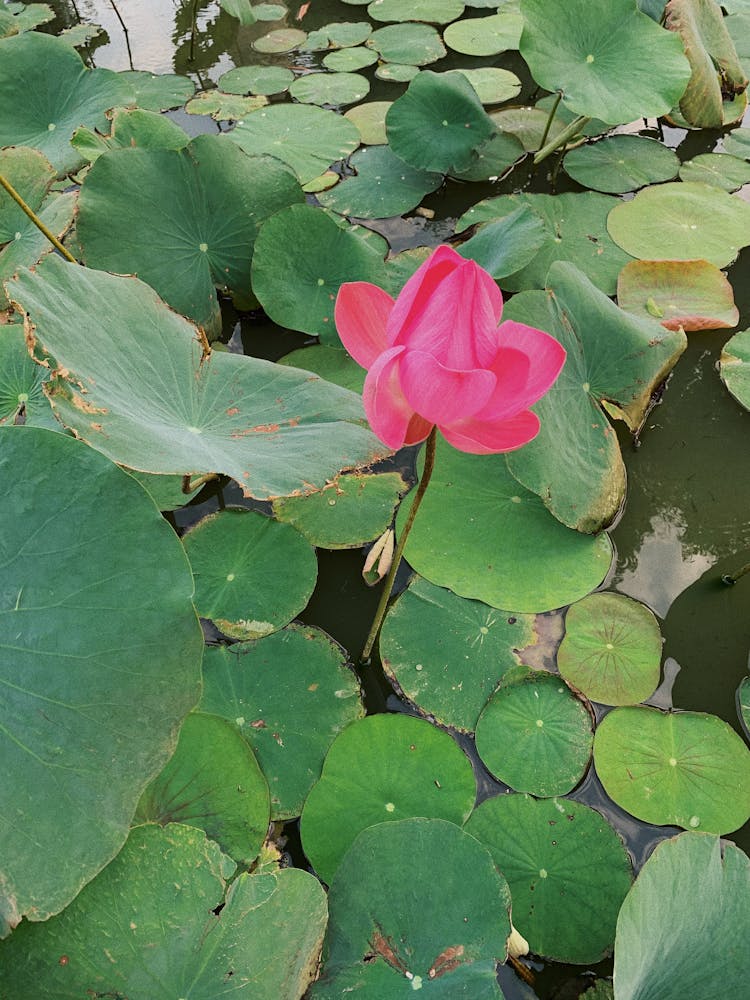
[226,407,240,416]
[250,719,267,729]
[71,393,107,415]
[369,929,409,975]
[428,944,465,979]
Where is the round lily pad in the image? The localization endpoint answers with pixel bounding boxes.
[344,100,391,144]
[252,1,288,17]
[563,136,679,194]
[300,713,476,884]
[374,62,420,82]
[617,259,739,331]
[722,126,750,158]
[593,705,750,833]
[492,102,608,153]
[466,795,633,964]
[304,20,372,48]
[185,90,268,120]
[720,328,750,409]
[253,26,307,52]
[475,666,593,796]
[289,71,370,107]
[200,625,364,820]
[311,818,511,997]
[278,344,366,393]
[456,205,547,279]
[134,712,270,865]
[380,575,538,732]
[72,107,189,164]
[323,45,378,71]
[367,22,446,64]
[219,63,294,96]
[607,182,750,268]
[368,0,465,23]
[0,323,56,430]
[444,11,522,55]
[678,152,750,191]
[452,130,526,181]
[453,67,522,105]
[0,3,54,36]
[118,69,195,111]
[558,592,663,706]
[182,508,316,639]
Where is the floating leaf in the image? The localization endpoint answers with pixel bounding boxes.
[375,62,420,82]
[0,323,56,429]
[457,206,547,279]
[678,151,750,190]
[367,21,446,64]
[452,66,522,105]
[0,147,55,241]
[303,20,372,47]
[0,428,202,934]
[72,107,189,164]
[323,45,378,71]
[380,575,537,732]
[444,11,522,54]
[185,90,268,120]
[0,2,53,36]
[720,328,750,408]
[119,69,195,111]
[219,63,294,96]
[289,71,370,107]
[253,26,307,52]
[466,795,633,964]
[0,190,76,310]
[278,344,366,393]
[301,713,476,884]
[593,705,750,833]
[201,626,364,820]
[492,103,607,153]
[563,136,679,193]
[368,0,465,23]
[617,258,739,331]
[451,129,525,181]
[318,145,442,219]
[722,125,750,158]
[220,0,257,23]
[344,100,391,143]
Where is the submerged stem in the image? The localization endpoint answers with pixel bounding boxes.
[722,561,750,585]
[0,173,78,265]
[360,426,438,664]
[533,114,591,166]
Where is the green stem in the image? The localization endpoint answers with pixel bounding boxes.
[533,114,591,166]
[0,173,78,264]
[360,426,438,664]
[539,91,562,151]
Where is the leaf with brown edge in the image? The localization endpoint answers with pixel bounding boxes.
[617,258,739,331]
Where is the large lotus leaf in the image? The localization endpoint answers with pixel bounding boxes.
[289,71,370,107]
[444,11,523,55]
[311,818,511,998]
[720,327,750,408]
[457,192,632,295]
[466,795,633,964]
[251,204,388,340]
[475,666,593,796]
[368,0,465,23]
[0,428,202,935]
[617,258,739,331]
[71,107,190,164]
[607,181,750,268]
[134,712,270,864]
[386,70,497,175]
[457,206,547,280]
[593,705,750,833]
[451,129,526,182]
[452,67,522,105]
[300,714,476,884]
[323,46,379,71]
[6,256,389,499]
[519,0,691,125]
[0,823,328,999]
[229,104,360,185]
[184,90,268,121]
[0,322,56,429]
[558,592,662,706]
[200,626,364,820]
[182,508,317,639]
[0,3,53,36]
[77,134,303,336]
[318,145,442,219]
[119,69,196,111]
[0,32,134,176]
[0,190,76,309]
[504,264,687,532]
[679,151,750,190]
[0,147,55,241]
[380,575,538,732]
[278,344,366,393]
[344,100,391,144]
[219,64,294,96]
[400,437,613,613]
[563,136,680,194]
[614,833,750,1000]
[665,0,748,128]
[366,22,447,64]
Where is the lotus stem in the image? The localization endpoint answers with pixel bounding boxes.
[181,472,220,494]
[722,561,750,585]
[360,426,438,664]
[539,91,562,151]
[0,172,78,264]
[533,114,591,166]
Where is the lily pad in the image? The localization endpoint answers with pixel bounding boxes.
[301,713,476,884]
[323,45,379,71]
[444,11,523,55]
[253,26,307,52]
[311,818,511,997]
[380,575,538,732]
[399,437,613,614]
[563,136,680,194]
[558,592,662,706]
[220,0,257,23]
[367,22,446,64]
[318,145,442,219]
[278,344,366,393]
[375,62,420,82]
[185,90,268,120]
[519,0,691,125]
[0,427,202,934]
[607,182,750,268]
[72,107,190,164]
[368,0,465,23]
[466,795,633,964]
[0,190,76,310]
[134,712,270,864]
[475,666,593,796]
[678,152,750,191]
[219,63,294,96]
[344,100,391,144]
[451,129,526,181]
[722,125,750,158]
[289,71,370,107]
[0,824,327,999]
[0,2,53,36]
[457,205,547,279]
[0,146,55,241]
[0,322,56,429]
[614,833,750,1000]
[617,258,739,331]
[593,705,750,833]
[200,626,364,820]
[720,328,750,408]
[303,20,372,47]
[182,508,317,639]
[453,67,522,105]
[7,256,388,499]
[492,101,608,153]
[118,69,195,111]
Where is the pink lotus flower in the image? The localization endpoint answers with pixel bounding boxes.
[334,245,567,454]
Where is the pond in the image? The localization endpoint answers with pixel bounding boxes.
[1,0,749,998]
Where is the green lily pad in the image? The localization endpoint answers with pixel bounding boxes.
[457,205,547,279]
[386,69,496,175]
[57,21,104,48]
[720,328,750,408]
[607,182,750,268]
[617,258,739,331]
[722,125,750,158]
[563,136,680,194]
[200,625,364,819]
[466,795,633,964]
[301,713,476,884]
[520,0,691,125]
[452,66,522,105]
[134,712,270,864]
[593,705,750,833]
[185,90,268,120]
[311,818,511,997]
[451,129,526,181]
[344,100,391,143]
[303,20,372,47]
[251,203,387,340]
[182,508,317,639]
[318,145,442,219]
[0,2,53,36]
[118,69,195,111]
[253,26,307,52]
[492,102,605,153]
[252,2,288,16]
[367,22,447,64]
[229,103,360,184]
[0,146,55,241]
[219,63,294,96]
[678,152,750,191]
[278,344,366,393]
[381,576,538,732]
[323,45,379,71]
[0,428,202,934]
[558,592,662,706]
[400,437,613,613]
[368,0,465,23]
[0,31,134,176]
[0,323,56,429]
[125,470,196,511]
[375,62,420,82]
[303,170,340,193]
[289,71,370,107]
[614,833,750,1000]
[444,11,523,54]
[475,666,593,796]
[7,256,388,498]
[384,246,433,294]
[72,107,190,164]
[273,471,406,548]
[0,824,328,999]
[220,0,257,23]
